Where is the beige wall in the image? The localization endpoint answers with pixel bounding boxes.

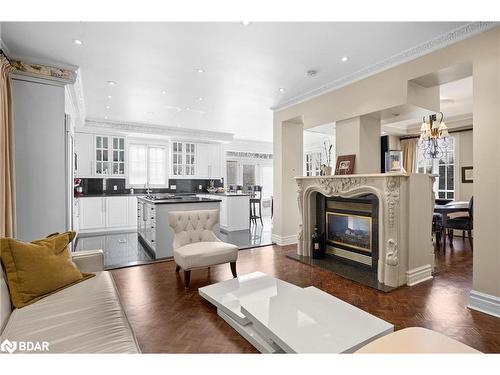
[273,27,500,302]
[336,116,380,174]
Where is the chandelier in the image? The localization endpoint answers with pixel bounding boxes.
[418,112,449,159]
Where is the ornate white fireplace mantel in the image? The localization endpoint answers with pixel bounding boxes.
[296,173,436,287]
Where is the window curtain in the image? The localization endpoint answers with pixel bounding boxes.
[0,51,15,237]
[401,138,417,173]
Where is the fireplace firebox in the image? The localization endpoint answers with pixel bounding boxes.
[317,194,379,270]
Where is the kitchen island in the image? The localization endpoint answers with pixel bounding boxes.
[137,195,221,259]
[197,193,252,232]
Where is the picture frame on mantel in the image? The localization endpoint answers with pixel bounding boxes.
[335,154,356,175]
[462,166,473,183]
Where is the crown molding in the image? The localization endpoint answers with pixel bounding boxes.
[272,22,498,112]
[85,119,234,143]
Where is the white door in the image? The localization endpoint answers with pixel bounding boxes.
[75,133,94,177]
[79,197,106,229]
[128,196,138,227]
[106,196,129,228]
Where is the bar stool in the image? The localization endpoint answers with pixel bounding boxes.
[249,186,263,226]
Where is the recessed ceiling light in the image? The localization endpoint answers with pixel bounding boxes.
[104,116,108,120]
[341,56,349,62]
[186,107,191,111]
[241,21,251,26]
[107,95,112,99]
[73,39,83,45]
[278,88,285,93]
[161,90,167,94]
[197,97,203,101]
[306,70,318,78]
[107,81,117,86]
[105,105,110,109]
[196,68,205,73]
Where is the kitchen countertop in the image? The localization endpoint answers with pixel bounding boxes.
[137,196,222,204]
[75,193,197,198]
[203,192,254,197]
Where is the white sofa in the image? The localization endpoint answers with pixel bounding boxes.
[0,249,140,353]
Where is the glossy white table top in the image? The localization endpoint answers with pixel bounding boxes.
[239,285,393,353]
[200,272,393,353]
[198,271,301,325]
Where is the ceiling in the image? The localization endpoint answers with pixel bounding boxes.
[381,76,473,135]
[1,22,474,142]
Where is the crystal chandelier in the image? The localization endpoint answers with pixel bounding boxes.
[418,112,449,159]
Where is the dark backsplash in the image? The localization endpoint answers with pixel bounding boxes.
[77,178,223,195]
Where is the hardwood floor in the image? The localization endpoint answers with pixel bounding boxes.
[111,237,500,353]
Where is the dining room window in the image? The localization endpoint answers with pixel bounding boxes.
[417,136,455,199]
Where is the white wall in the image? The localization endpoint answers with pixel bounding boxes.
[13,78,68,241]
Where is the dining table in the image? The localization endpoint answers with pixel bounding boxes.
[434,201,470,249]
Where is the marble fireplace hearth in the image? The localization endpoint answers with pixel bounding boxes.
[294,173,436,289]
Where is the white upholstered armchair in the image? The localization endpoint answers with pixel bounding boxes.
[168,209,238,288]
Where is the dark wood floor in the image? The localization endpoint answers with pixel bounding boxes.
[111,238,500,353]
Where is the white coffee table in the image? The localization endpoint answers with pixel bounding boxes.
[199,272,393,353]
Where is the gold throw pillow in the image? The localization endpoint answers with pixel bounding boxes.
[0,231,94,308]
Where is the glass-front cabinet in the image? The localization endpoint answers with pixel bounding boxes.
[95,136,109,175]
[171,141,196,177]
[185,143,196,176]
[94,135,125,176]
[112,137,125,175]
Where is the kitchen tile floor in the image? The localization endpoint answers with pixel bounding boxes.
[74,231,152,269]
[74,215,274,269]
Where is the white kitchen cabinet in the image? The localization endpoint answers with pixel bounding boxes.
[106,196,129,228]
[208,143,222,178]
[111,136,126,176]
[76,196,138,233]
[79,197,106,230]
[196,143,222,179]
[75,133,94,177]
[171,141,196,178]
[196,143,210,178]
[128,196,138,227]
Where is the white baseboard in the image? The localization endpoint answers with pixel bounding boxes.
[406,264,433,286]
[271,234,297,246]
[468,290,500,318]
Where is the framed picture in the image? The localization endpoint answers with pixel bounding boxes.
[385,150,404,173]
[462,166,473,183]
[335,154,356,175]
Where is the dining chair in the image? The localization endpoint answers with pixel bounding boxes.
[445,196,473,249]
[432,213,443,251]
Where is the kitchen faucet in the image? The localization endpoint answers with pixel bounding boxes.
[144,183,152,195]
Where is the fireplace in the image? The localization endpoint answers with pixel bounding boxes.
[317,194,379,271]
[293,174,436,288]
